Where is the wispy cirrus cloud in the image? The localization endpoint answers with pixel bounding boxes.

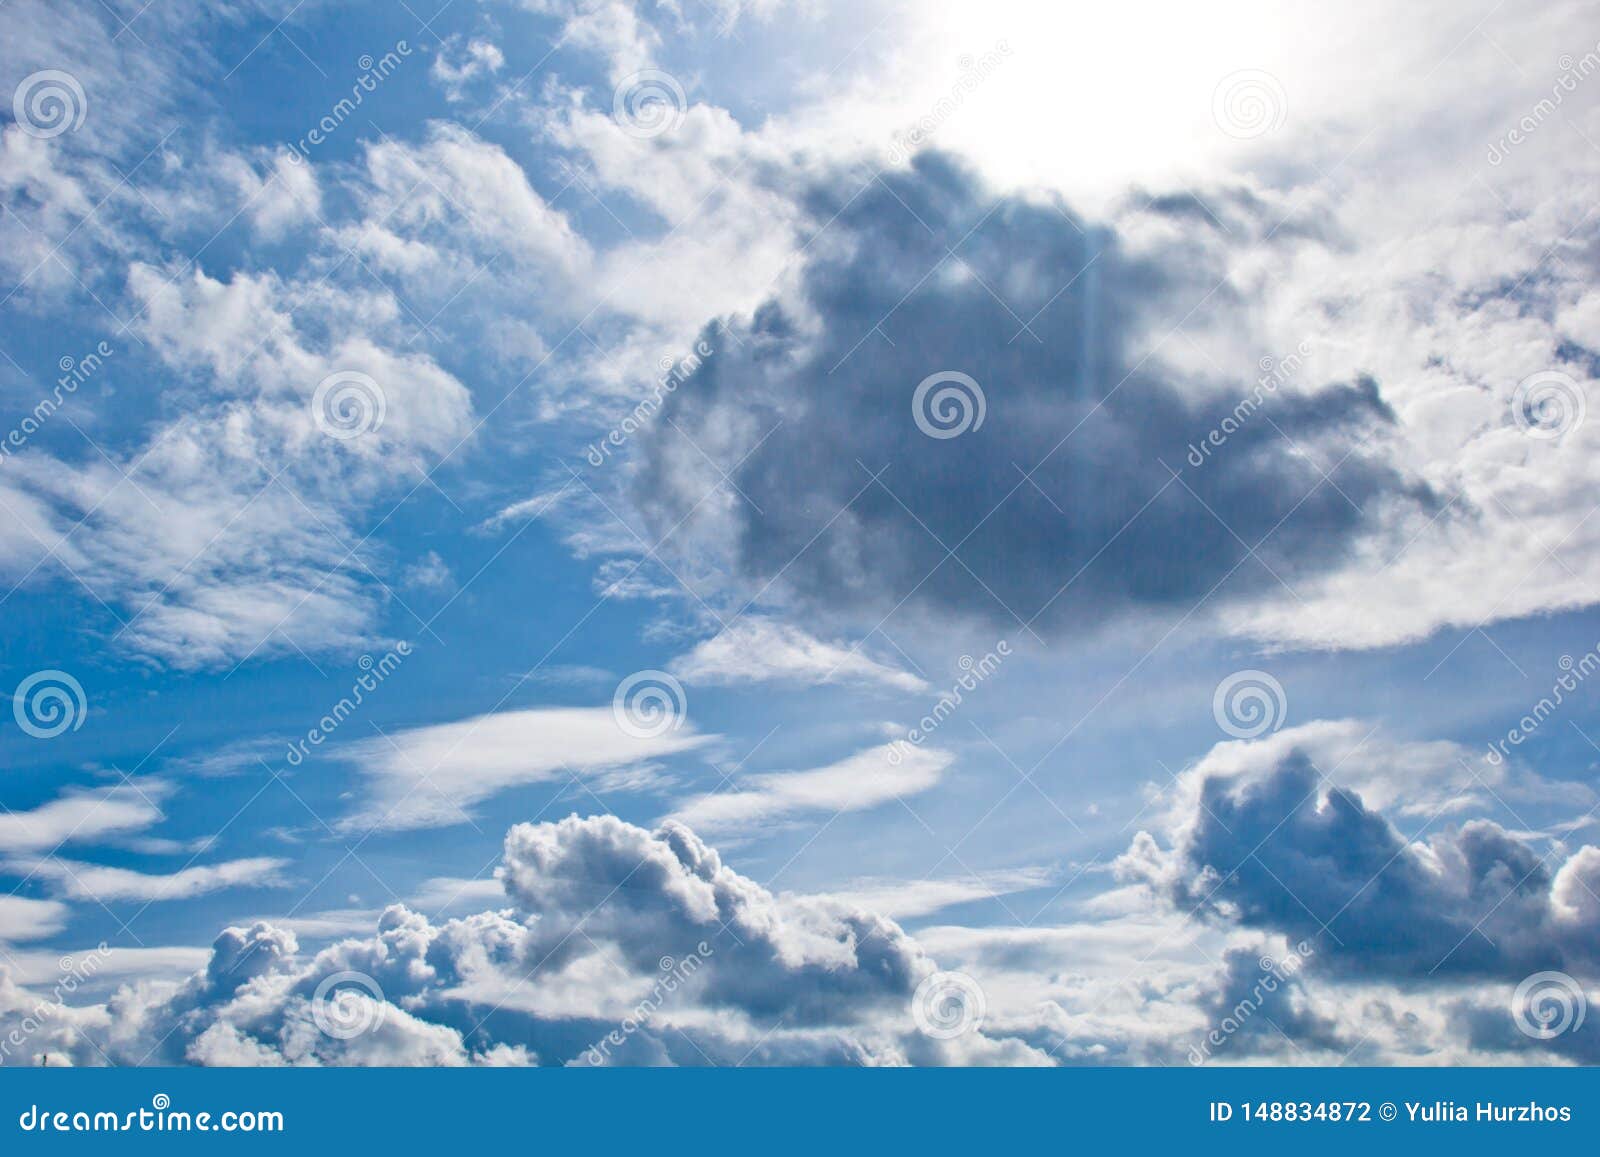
[668,742,952,835]
[334,706,714,833]
[804,866,1056,921]
[0,784,168,854]
[670,618,928,692]
[12,856,290,903]
[0,895,70,943]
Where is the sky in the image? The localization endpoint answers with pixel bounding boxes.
[0,0,1599,1066]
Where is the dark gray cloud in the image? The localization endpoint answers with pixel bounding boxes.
[1191,946,1348,1062]
[1124,746,1600,984]
[632,153,1422,634]
[1452,988,1600,1064]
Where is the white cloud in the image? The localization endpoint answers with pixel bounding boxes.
[237,908,383,943]
[335,706,713,832]
[0,0,219,293]
[407,876,507,914]
[430,36,506,102]
[3,814,1051,1066]
[805,867,1055,921]
[0,896,69,943]
[218,150,322,239]
[0,785,167,854]
[670,618,928,691]
[528,0,660,82]
[3,944,207,990]
[0,809,1583,1067]
[14,856,290,903]
[401,550,455,592]
[0,261,477,668]
[349,123,591,284]
[1156,719,1594,826]
[668,742,952,834]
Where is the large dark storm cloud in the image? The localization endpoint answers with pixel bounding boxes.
[1125,748,1600,984]
[633,154,1422,632]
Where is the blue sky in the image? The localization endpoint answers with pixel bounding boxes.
[2,0,1600,1065]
